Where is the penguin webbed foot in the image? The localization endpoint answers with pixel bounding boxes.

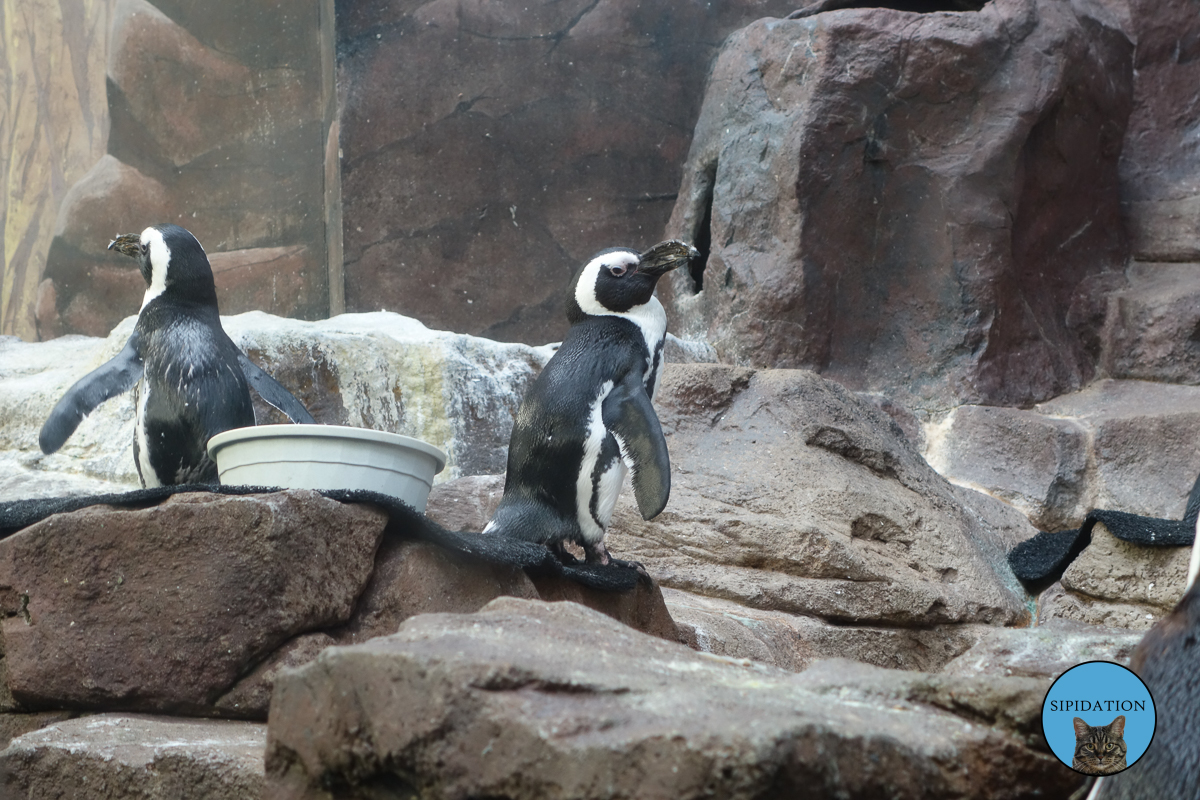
[583,539,649,578]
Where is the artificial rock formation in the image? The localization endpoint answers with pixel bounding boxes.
[662,0,1133,409]
[265,598,1083,800]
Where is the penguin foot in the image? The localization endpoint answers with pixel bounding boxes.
[549,539,582,565]
[583,540,649,578]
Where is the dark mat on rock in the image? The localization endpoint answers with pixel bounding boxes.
[1008,470,1200,590]
[0,484,641,593]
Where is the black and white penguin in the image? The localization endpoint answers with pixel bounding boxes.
[484,239,698,567]
[39,223,314,487]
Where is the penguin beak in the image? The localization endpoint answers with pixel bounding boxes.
[637,239,700,277]
[108,233,142,258]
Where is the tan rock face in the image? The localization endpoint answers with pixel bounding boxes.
[0,491,387,714]
[1037,522,1190,631]
[606,364,1032,627]
[662,0,1133,408]
[264,598,1082,800]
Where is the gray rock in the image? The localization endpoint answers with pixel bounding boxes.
[939,620,1143,679]
[661,0,1132,409]
[664,588,973,674]
[0,714,266,800]
[605,364,1033,627]
[925,405,1091,531]
[264,597,1082,800]
[1035,379,1200,520]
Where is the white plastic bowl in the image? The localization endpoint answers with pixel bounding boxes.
[207,424,447,512]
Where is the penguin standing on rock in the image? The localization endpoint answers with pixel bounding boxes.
[39,223,313,487]
[484,239,699,569]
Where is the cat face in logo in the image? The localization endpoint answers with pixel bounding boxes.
[1072,715,1128,775]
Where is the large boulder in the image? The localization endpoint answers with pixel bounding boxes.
[605,364,1032,627]
[265,598,1082,799]
[0,714,266,800]
[0,491,386,714]
[661,0,1133,408]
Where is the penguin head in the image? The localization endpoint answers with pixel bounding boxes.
[568,239,699,323]
[109,224,215,309]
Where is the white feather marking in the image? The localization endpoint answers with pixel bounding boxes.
[135,379,161,488]
[574,252,668,386]
[576,380,614,544]
[140,227,172,310]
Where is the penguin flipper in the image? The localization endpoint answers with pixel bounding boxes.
[604,374,671,520]
[237,352,316,424]
[39,331,144,454]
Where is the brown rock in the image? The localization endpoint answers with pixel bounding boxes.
[333,538,539,645]
[214,633,337,720]
[1097,262,1200,385]
[265,597,1081,800]
[662,0,1133,408]
[1037,522,1190,630]
[605,364,1031,627]
[424,473,505,532]
[0,491,386,714]
[1118,0,1200,262]
[0,714,266,800]
[531,574,680,643]
[211,246,314,319]
[336,0,798,345]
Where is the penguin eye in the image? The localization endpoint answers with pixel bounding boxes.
[608,264,628,278]
[141,242,149,255]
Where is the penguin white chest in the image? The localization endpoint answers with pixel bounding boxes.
[575,380,626,544]
[134,378,162,488]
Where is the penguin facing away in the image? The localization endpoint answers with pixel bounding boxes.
[39,223,314,487]
[484,239,699,568]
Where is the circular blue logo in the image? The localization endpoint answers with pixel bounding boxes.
[1042,660,1156,775]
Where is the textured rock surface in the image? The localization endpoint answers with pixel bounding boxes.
[663,588,974,673]
[0,491,386,714]
[1037,523,1190,631]
[605,364,1032,627]
[1119,0,1200,262]
[0,311,555,497]
[336,0,797,345]
[925,405,1091,531]
[1096,262,1200,385]
[662,0,1132,408]
[0,712,79,752]
[265,598,1081,800]
[0,714,266,800]
[939,620,1143,679]
[1034,379,1200,520]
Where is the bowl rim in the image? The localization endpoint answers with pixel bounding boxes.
[207,424,447,472]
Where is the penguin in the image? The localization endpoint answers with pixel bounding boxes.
[484,239,698,568]
[39,223,314,487]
